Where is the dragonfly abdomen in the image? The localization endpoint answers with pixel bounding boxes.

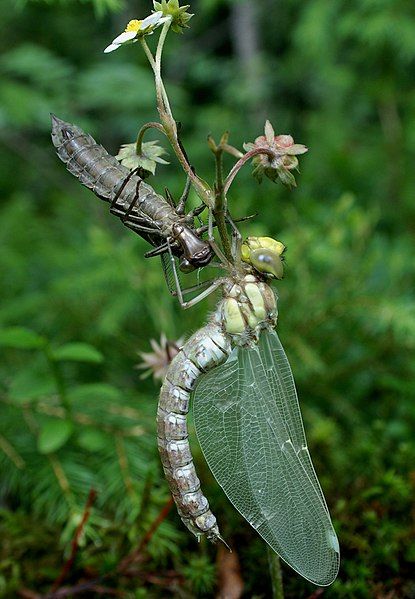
[51,115,213,267]
[157,322,231,542]
[51,115,178,234]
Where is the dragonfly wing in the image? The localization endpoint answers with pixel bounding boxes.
[193,329,340,586]
[160,252,177,295]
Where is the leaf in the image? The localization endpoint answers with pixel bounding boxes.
[116,140,169,176]
[68,383,121,403]
[9,368,56,404]
[37,419,73,454]
[51,343,104,363]
[274,167,297,188]
[77,429,110,452]
[0,327,47,349]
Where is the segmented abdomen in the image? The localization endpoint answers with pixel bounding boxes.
[51,115,178,237]
[157,323,231,541]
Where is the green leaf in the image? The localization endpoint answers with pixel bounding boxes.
[68,383,121,403]
[0,327,47,349]
[116,140,169,177]
[51,343,104,363]
[77,429,110,452]
[274,167,297,188]
[9,368,56,404]
[37,419,73,454]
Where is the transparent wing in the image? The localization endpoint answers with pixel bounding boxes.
[160,252,177,295]
[193,329,340,586]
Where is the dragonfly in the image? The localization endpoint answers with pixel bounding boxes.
[50,115,213,275]
[157,234,340,586]
[51,115,339,585]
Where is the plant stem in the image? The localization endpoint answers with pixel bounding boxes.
[213,148,232,261]
[155,21,174,119]
[140,37,156,70]
[223,146,281,196]
[146,21,213,207]
[267,547,284,599]
[141,36,173,126]
[135,121,166,155]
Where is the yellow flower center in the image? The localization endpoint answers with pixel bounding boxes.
[125,19,142,33]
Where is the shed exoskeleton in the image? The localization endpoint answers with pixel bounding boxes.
[51,115,213,273]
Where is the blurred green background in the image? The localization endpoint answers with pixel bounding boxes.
[1,0,415,597]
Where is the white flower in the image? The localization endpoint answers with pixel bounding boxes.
[104,12,170,53]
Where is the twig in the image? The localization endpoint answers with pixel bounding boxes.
[216,544,244,598]
[115,435,136,498]
[18,590,41,599]
[50,488,97,592]
[44,582,124,598]
[306,589,325,599]
[48,454,74,507]
[117,496,174,572]
[21,494,174,598]
[0,433,26,469]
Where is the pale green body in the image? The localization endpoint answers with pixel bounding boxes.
[157,273,340,586]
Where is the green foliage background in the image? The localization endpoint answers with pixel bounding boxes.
[1,0,415,597]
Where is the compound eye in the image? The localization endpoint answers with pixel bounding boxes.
[250,248,284,279]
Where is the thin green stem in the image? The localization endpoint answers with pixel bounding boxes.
[213,148,232,261]
[267,547,284,599]
[140,37,156,70]
[224,147,282,197]
[135,121,166,155]
[155,21,173,119]
[142,23,213,208]
[141,37,172,121]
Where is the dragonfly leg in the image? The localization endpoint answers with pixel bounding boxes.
[207,209,231,267]
[175,174,192,215]
[145,241,169,258]
[125,222,161,234]
[180,278,225,309]
[110,167,139,209]
[172,279,217,297]
[186,202,206,221]
[196,213,256,236]
[227,214,243,265]
[166,239,224,309]
[164,187,176,208]
[121,178,144,221]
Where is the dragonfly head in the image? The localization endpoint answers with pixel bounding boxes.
[172,223,213,270]
[241,236,285,279]
[178,257,195,273]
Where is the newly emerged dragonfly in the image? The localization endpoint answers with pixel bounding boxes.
[51,115,213,274]
[157,235,340,586]
[51,115,339,586]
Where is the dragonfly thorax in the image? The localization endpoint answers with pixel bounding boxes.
[217,275,277,343]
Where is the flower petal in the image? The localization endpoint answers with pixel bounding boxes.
[283,144,308,155]
[140,10,163,28]
[112,30,138,44]
[104,43,121,53]
[264,120,275,144]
